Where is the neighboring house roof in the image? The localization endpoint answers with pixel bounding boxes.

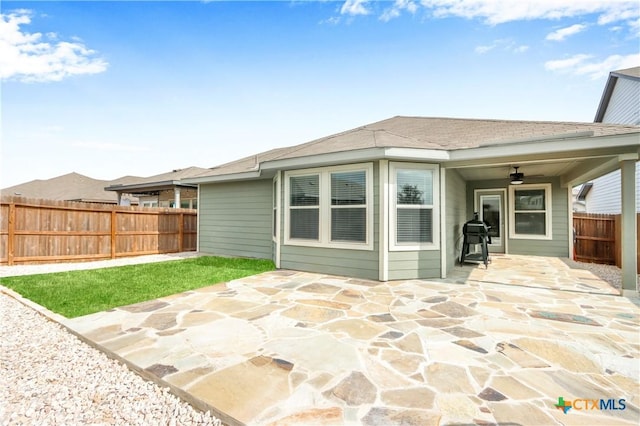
[187,116,640,182]
[594,66,640,123]
[104,166,210,193]
[0,172,140,204]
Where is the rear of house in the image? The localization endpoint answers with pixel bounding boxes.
[186,116,639,291]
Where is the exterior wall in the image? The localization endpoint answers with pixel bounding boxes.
[585,162,640,214]
[387,251,440,280]
[198,179,273,259]
[444,168,467,274]
[467,177,569,257]
[602,77,640,125]
[386,161,442,280]
[589,75,640,213]
[279,162,380,280]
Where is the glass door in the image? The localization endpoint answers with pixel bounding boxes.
[479,193,505,253]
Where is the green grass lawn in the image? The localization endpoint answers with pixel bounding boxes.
[0,256,275,318]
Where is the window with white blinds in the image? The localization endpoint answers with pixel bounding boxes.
[390,162,440,251]
[284,163,373,250]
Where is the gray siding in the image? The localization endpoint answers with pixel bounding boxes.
[586,162,640,213]
[388,251,441,280]
[467,177,569,257]
[279,162,379,280]
[199,179,273,259]
[603,77,640,125]
[280,246,379,280]
[444,168,467,274]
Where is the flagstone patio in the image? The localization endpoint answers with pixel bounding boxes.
[65,257,639,426]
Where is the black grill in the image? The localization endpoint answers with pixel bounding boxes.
[460,214,491,268]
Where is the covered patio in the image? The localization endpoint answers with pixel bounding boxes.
[65,255,639,426]
[443,143,638,296]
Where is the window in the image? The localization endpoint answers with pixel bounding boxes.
[390,162,440,250]
[289,174,320,240]
[284,163,373,250]
[509,183,552,240]
[331,171,366,242]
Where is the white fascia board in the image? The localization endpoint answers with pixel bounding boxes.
[260,148,388,171]
[261,147,450,172]
[449,133,640,163]
[181,171,262,184]
[383,147,450,161]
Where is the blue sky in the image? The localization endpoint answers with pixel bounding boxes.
[1,0,639,188]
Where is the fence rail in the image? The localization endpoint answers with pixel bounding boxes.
[573,212,639,273]
[0,196,197,265]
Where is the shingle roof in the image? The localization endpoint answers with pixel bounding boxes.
[613,66,640,79]
[106,166,210,189]
[198,116,640,178]
[0,172,136,203]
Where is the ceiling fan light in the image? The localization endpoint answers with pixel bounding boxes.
[510,167,524,185]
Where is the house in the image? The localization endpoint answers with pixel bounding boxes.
[579,66,640,213]
[105,167,209,209]
[0,172,139,205]
[184,117,640,294]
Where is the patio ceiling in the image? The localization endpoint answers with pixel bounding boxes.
[450,154,625,186]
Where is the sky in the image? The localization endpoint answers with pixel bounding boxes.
[1,0,639,188]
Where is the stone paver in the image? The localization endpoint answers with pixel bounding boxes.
[65,258,640,426]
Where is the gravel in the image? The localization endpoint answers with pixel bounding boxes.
[561,258,639,292]
[0,293,223,426]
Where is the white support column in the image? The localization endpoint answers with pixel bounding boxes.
[379,160,389,282]
[620,157,638,296]
[174,187,181,208]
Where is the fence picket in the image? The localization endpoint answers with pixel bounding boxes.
[0,196,196,265]
[573,212,639,273]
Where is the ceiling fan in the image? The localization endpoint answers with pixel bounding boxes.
[510,166,524,185]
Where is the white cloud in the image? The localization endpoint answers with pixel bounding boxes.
[340,0,370,16]
[546,23,587,41]
[72,141,149,152]
[475,39,529,54]
[0,10,108,83]
[419,0,639,25]
[545,53,640,79]
[380,0,419,22]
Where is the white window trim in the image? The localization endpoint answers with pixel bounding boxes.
[272,173,280,243]
[284,163,374,250]
[389,162,440,251]
[273,172,281,268]
[509,183,553,240]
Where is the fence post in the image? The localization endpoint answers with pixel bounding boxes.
[7,203,15,266]
[111,209,117,259]
[178,212,184,252]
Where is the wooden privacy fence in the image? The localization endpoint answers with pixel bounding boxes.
[573,212,640,273]
[0,196,197,266]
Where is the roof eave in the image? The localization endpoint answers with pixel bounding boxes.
[182,170,262,185]
[448,132,640,164]
[261,147,449,172]
[594,74,618,123]
[105,180,197,192]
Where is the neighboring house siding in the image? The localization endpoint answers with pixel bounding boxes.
[602,78,640,125]
[467,177,569,257]
[444,168,467,274]
[585,162,640,213]
[279,162,380,280]
[198,180,273,259]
